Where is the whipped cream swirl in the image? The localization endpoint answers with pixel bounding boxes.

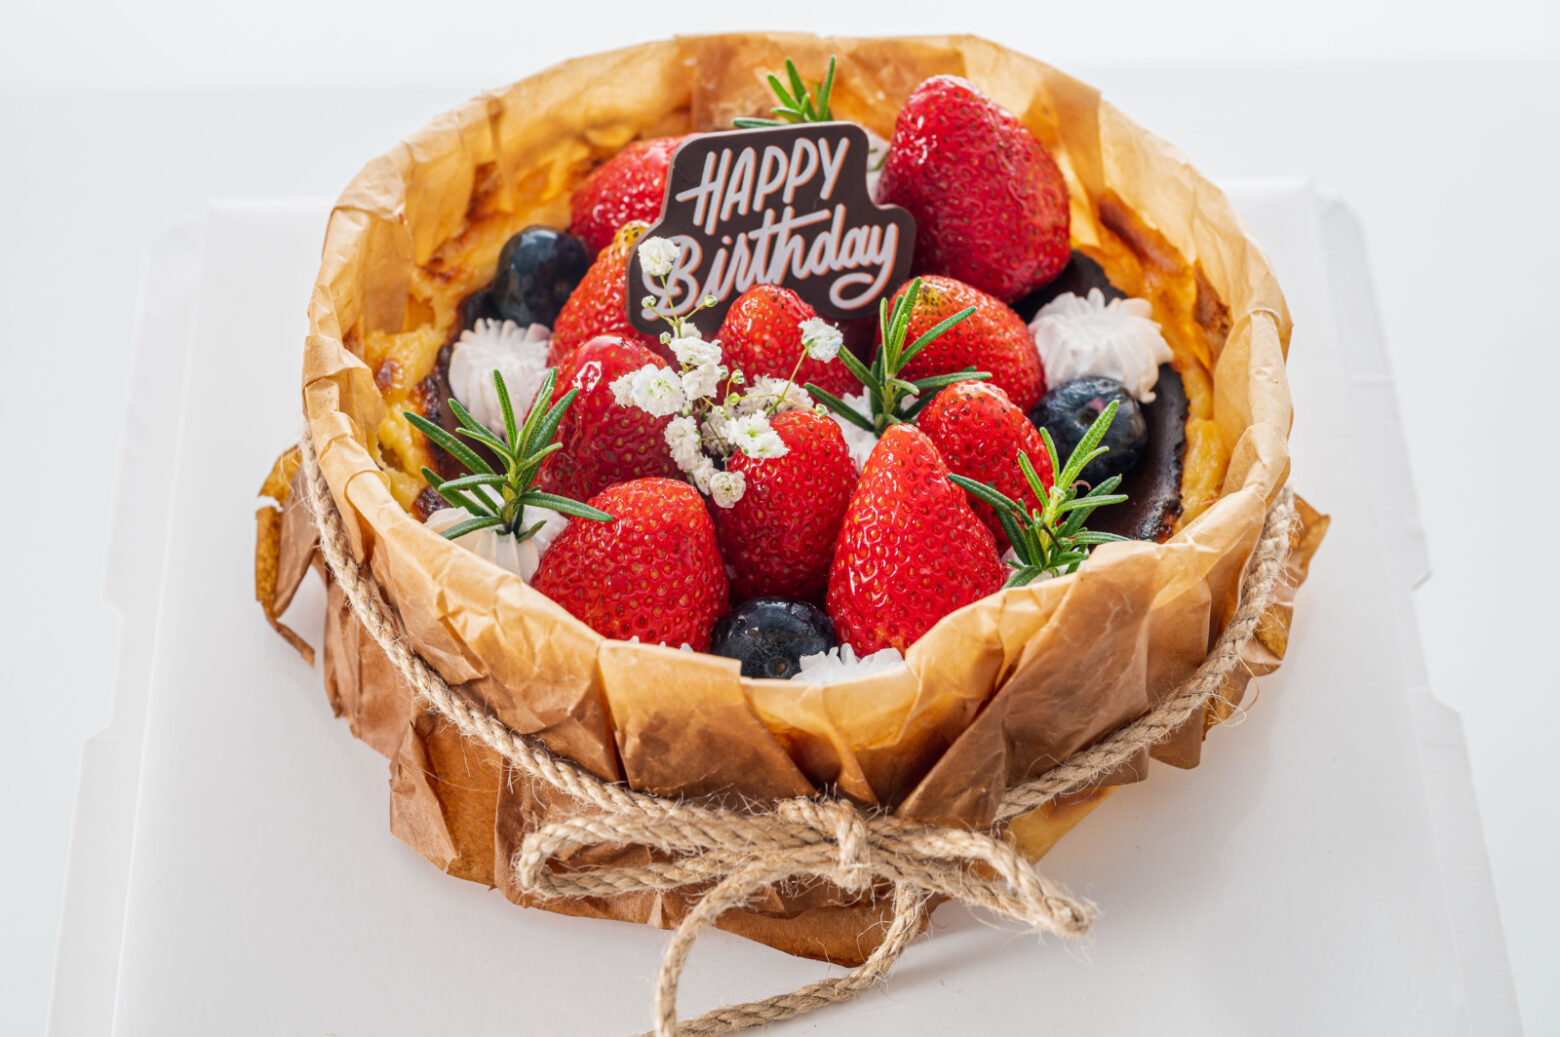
[424,505,569,583]
[448,318,552,436]
[1029,289,1172,402]
[797,643,907,685]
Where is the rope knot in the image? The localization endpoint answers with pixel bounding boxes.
[297,430,1299,1037]
[778,797,871,891]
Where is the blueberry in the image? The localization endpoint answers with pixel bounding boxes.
[458,288,503,330]
[1030,376,1149,486]
[490,226,591,328]
[712,598,836,680]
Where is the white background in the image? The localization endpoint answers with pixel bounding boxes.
[2,2,1557,1034]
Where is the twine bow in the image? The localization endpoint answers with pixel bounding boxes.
[297,432,1296,1036]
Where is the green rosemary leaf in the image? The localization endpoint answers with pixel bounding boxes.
[435,472,507,492]
[1056,492,1128,514]
[1084,474,1124,497]
[517,369,560,454]
[816,57,837,120]
[766,72,791,108]
[948,474,1024,515]
[1015,451,1050,504]
[1005,565,1048,589]
[1036,427,1063,489]
[996,509,1028,557]
[514,442,565,484]
[889,281,916,356]
[739,55,838,127]
[1059,401,1119,486]
[406,411,495,476]
[909,369,991,391]
[446,398,504,451]
[1071,531,1129,546]
[533,384,576,449]
[451,419,509,456]
[949,417,1130,584]
[835,348,881,391]
[494,369,519,448]
[414,366,599,536]
[512,518,549,543]
[420,466,493,517]
[437,515,505,540]
[520,491,615,522]
[805,383,875,431]
[785,60,810,117]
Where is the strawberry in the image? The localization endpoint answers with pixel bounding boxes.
[916,380,1054,543]
[877,75,1070,303]
[888,275,1046,413]
[536,336,681,501]
[826,424,1006,654]
[533,477,729,650]
[713,409,858,603]
[569,135,687,255]
[549,222,663,365]
[716,285,856,398]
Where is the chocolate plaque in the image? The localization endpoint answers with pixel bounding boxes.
[626,122,915,338]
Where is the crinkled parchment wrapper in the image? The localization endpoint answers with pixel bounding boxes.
[256,33,1326,966]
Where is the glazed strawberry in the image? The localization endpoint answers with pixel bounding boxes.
[713,409,858,602]
[716,285,856,398]
[888,275,1046,412]
[916,380,1054,543]
[570,136,686,255]
[549,222,662,364]
[533,478,729,650]
[536,336,681,501]
[826,424,1005,654]
[878,75,1070,302]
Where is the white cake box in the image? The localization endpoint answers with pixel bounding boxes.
[49,182,1520,1035]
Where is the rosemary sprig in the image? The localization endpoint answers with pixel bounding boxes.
[805,276,988,435]
[734,56,838,128]
[404,369,613,541]
[949,401,1130,586]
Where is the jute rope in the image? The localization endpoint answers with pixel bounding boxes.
[298,432,1296,1036]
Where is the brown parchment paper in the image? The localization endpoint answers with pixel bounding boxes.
[255,33,1326,966]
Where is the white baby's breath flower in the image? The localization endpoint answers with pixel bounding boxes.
[681,363,727,401]
[664,415,705,472]
[701,408,732,449]
[689,456,718,494]
[726,412,788,460]
[799,317,844,362]
[668,332,722,369]
[737,375,812,416]
[609,371,638,407]
[639,236,679,278]
[629,365,686,417]
[708,468,747,508]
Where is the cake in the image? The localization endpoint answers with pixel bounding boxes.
[255,33,1323,968]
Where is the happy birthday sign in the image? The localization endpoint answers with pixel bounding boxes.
[627,122,915,338]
